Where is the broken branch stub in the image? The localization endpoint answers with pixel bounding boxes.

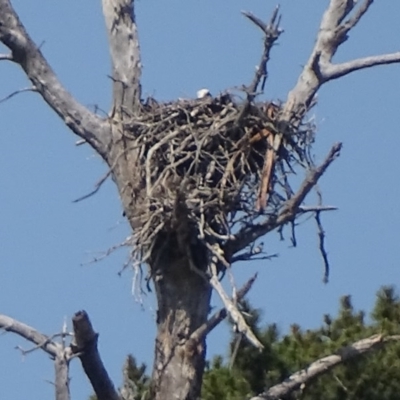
[72,311,120,400]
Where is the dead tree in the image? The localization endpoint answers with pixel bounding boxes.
[1,1,400,399]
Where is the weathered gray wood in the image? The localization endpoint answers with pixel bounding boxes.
[0,314,71,400]
[102,0,142,117]
[72,311,120,400]
[1,1,400,400]
[0,0,111,159]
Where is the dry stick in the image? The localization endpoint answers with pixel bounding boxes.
[0,86,37,105]
[0,52,13,60]
[241,8,282,210]
[191,274,258,342]
[0,0,110,157]
[145,129,182,197]
[0,314,60,357]
[71,311,120,400]
[242,7,282,104]
[0,315,71,400]
[73,144,140,203]
[225,143,342,258]
[315,211,330,283]
[256,130,277,211]
[250,334,400,400]
[15,332,72,356]
[186,244,262,348]
[209,266,263,349]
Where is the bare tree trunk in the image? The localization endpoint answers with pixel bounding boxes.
[111,146,213,399]
[3,2,400,400]
[149,236,211,400]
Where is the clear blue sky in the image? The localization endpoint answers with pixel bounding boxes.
[1,1,400,398]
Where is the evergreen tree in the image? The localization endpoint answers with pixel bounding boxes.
[201,286,400,400]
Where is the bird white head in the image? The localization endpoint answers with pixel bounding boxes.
[196,88,211,99]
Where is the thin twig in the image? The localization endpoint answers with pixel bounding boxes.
[0,86,37,105]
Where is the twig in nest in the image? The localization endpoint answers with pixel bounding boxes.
[225,142,342,257]
[82,236,133,265]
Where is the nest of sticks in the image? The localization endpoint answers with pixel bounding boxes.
[124,93,315,267]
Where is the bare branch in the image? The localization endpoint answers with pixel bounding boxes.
[0,314,72,400]
[242,7,283,98]
[324,52,400,80]
[0,86,37,105]
[0,0,111,158]
[251,334,400,400]
[209,270,263,349]
[280,0,400,124]
[73,169,112,203]
[0,52,13,61]
[102,0,142,117]
[0,314,60,358]
[315,211,330,283]
[71,311,120,400]
[340,0,373,31]
[298,205,337,213]
[54,355,71,400]
[191,274,258,341]
[225,143,342,258]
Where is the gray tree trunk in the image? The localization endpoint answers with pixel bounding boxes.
[1,1,400,400]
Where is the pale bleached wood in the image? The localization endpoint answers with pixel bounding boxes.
[102,0,142,117]
[0,314,71,400]
[0,0,111,158]
[281,0,400,122]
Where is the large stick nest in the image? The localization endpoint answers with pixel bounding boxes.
[124,93,315,265]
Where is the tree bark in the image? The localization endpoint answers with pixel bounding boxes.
[2,2,400,400]
[72,311,120,400]
[148,234,211,400]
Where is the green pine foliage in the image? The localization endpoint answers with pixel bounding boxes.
[202,286,400,400]
[89,286,400,400]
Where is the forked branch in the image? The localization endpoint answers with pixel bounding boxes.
[0,0,110,158]
[250,334,400,400]
[225,143,342,258]
[191,273,258,342]
[0,314,60,357]
[242,6,283,101]
[0,314,70,400]
[281,0,400,123]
